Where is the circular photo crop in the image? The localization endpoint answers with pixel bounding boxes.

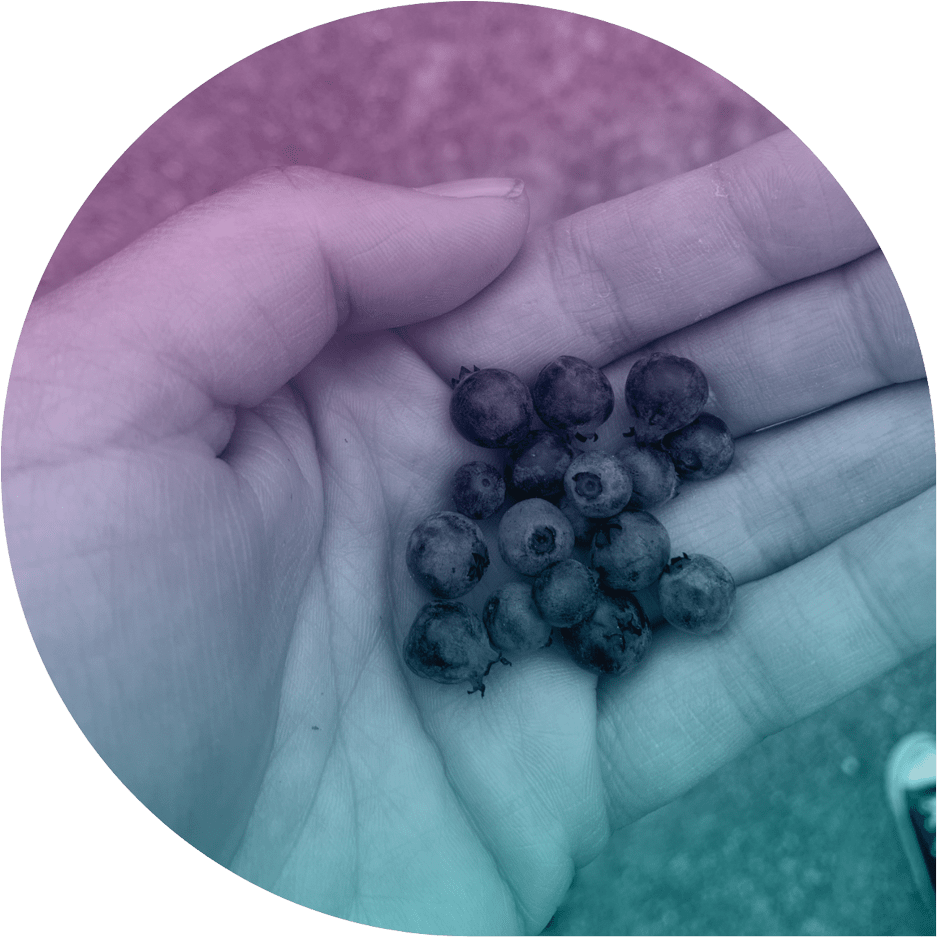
[5,4,934,936]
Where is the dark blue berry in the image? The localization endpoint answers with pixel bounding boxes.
[498,498,575,577]
[452,461,506,520]
[450,367,534,448]
[558,495,596,545]
[658,553,736,635]
[615,442,679,510]
[483,582,552,653]
[507,429,576,502]
[563,451,633,518]
[406,511,489,598]
[532,356,614,436]
[561,592,651,676]
[590,509,671,593]
[625,353,708,443]
[404,600,503,694]
[533,559,599,628]
[662,413,735,481]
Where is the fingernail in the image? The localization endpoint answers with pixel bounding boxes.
[417,177,525,199]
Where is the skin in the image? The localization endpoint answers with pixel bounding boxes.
[3,133,935,935]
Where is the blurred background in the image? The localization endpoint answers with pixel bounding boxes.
[35,2,935,933]
[38,0,784,293]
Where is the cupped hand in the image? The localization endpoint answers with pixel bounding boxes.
[4,132,933,936]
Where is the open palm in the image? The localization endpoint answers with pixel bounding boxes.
[4,132,933,936]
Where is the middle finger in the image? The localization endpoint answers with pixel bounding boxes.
[403,131,878,387]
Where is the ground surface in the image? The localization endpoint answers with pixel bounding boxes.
[34,3,935,934]
[545,651,935,936]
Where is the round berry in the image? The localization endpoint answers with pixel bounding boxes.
[625,353,708,443]
[450,367,534,449]
[406,511,489,598]
[563,450,633,519]
[561,592,652,676]
[558,495,596,545]
[662,413,735,481]
[451,461,506,520]
[507,429,576,502]
[498,498,575,577]
[615,442,679,510]
[483,582,552,653]
[532,355,615,436]
[404,600,503,694]
[590,509,671,593]
[533,559,599,628]
[658,553,736,635]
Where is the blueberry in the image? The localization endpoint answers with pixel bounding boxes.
[532,355,615,437]
[658,553,736,635]
[406,511,489,598]
[625,353,708,443]
[561,592,651,676]
[450,367,534,448]
[483,582,552,653]
[662,413,735,481]
[507,429,576,502]
[563,450,633,519]
[533,559,599,628]
[452,461,506,520]
[590,509,671,593]
[615,442,679,510]
[404,600,503,694]
[558,495,596,546]
[498,498,576,577]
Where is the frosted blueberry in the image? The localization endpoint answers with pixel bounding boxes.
[658,553,736,635]
[532,355,614,439]
[452,461,506,520]
[625,353,708,443]
[450,367,534,449]
[404,600,503,694]
[562,592,652,676]
[533,559,599,628]
[482,582,552,653]
[662,413,735,481]
[590,509,671,593]
[563,450,633,518]
[498,498,575,577]
[406,511,489,598]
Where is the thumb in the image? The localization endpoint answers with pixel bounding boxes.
[5,169,528,463]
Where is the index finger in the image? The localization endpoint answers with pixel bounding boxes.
[403,131,877,383]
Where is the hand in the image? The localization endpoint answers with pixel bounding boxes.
[4,131,932,935]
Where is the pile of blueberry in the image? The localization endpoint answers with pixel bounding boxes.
[404,353,737,696]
